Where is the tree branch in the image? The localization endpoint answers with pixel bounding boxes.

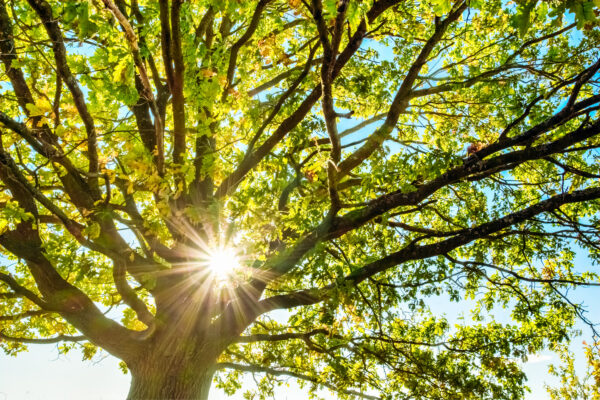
[0,310,48,322]
[170,0,186,165]
[215,0,400,199]
[225,0,272,94]
[27,0,101,195]
[337,1,468,178]
[0,331,86,344]
[102,0,165,174]
[255,186,600,316]
[0,272,51,310]
[234,328,329,343]
[216,362,381,400]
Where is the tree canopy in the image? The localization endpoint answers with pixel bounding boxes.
[1,0,600,398]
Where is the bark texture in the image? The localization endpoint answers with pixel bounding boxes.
[127,344,217,400]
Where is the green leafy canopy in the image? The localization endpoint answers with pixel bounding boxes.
[1,0,600,399]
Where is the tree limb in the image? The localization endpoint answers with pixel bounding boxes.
[216,362,381,400]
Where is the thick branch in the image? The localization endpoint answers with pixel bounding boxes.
[215,0,400,198]
[337,1,468,178]
[0,272,50,310]
[256,186,600,315]
[247,115,600,318]
[27,0,100,195]
[0,1,35,112]
[347,186,600,284]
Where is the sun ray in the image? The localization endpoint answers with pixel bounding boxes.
[206,247,240,279]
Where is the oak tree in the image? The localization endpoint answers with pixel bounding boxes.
[1,0,600,398]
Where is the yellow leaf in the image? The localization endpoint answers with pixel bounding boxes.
[25,103,45,117]
[84,222,101,239]
[127,180,134,195]
[25,99,52,117]
[0,219,8,235]
[55,125,67,137]
[113,59,130,84]
[200,68,216,78]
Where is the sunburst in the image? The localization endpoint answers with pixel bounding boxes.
[206,246,240,280]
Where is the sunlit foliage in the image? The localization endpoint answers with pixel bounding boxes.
[1,0,600,398]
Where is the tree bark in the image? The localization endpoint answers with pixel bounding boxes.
[127,367,215,400]
[126,341,218,400]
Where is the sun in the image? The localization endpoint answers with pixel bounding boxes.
[206,247,240,279]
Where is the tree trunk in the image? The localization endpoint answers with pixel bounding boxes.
[127,366,214,400]
[126,345,218,400]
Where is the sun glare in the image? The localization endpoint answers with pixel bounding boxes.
[207,247,240,278]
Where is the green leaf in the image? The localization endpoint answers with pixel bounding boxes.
[431,0,452,16]
[512,1,537,37]
[84,222,101,240]
[113,58,131,84]
[25,103,45,116]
